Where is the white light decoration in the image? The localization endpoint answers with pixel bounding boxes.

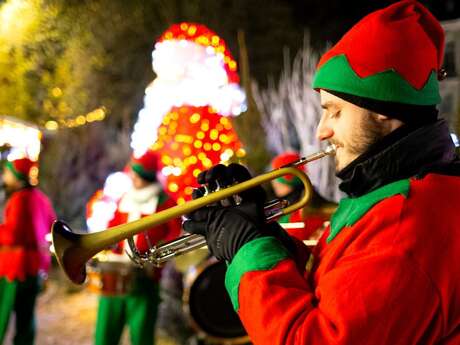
[103,171,132,200]
[86,171,132,232]
[0,116,41,161]
[131,38,246,157]
[86,199,118,232]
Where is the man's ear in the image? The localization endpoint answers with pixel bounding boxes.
[374,113,404,131]
[375,114,390,121]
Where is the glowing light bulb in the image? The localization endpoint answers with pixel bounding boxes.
[162,156,173,165]
[168,183,179,192]
[183,146,191,155]
[190,113,201,123]
[219,134,228,143]
[210,129,219,140]
[236,148,246,157]
[188,26,197,35]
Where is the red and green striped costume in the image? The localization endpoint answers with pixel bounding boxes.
[225,174,460,344]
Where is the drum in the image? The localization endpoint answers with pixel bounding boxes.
[184,258,250,344]
[86,260,134,296]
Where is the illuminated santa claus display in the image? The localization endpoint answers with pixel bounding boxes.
[131,22,246,203]
[87,23,246,230]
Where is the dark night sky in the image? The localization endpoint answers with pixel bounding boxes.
[181,0,460,85]
[292,0,460,46]
[247,0,460,84]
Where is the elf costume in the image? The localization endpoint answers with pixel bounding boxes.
[184,1,460,344]
[0,158,56,345]
[94,151,181,345]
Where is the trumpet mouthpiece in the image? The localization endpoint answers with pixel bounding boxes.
[325,144,337,155]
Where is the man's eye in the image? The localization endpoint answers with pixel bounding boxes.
[329,111,340,119]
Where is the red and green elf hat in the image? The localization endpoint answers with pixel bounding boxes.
[312,0,444,107]
[131,150,159,182]
[5,158,37,183]
[271,152,305,187]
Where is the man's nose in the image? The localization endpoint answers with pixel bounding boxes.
[316,119,334,141]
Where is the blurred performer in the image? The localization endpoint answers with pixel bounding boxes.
[0,158,56,345]
[271,152,335,241]
[94,150,181,345]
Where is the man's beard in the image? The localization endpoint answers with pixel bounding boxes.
[332,114,388,171]
[348,114,387,157]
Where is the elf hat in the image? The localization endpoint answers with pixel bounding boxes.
[271,152,305,187]
[131,151,159,182]
[5,158,37,183]
[312,0,444,120]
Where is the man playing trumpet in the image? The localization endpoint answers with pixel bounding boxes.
[183,1,460,344]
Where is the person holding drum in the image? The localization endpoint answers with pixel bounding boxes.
[94,150,181,345]
[184,1,460,344]
[0,158,56,345]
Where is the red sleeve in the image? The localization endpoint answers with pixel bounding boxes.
[0,193,29,245]
[226,238,441,345]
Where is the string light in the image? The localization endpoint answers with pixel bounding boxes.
[44,106,107,131]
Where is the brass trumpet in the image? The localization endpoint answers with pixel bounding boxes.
[52,145,336,284]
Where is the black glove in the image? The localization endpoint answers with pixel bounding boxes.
[183,163,296,262]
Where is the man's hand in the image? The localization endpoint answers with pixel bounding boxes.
[183,164,297,262]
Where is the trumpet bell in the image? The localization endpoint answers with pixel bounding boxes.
[52,220,88,284]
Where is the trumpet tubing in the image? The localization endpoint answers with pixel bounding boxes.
[52,145,336,284]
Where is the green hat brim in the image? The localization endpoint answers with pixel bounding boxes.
[312,54,441,106]
[131,163,157,182]
[4,161,28,182]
